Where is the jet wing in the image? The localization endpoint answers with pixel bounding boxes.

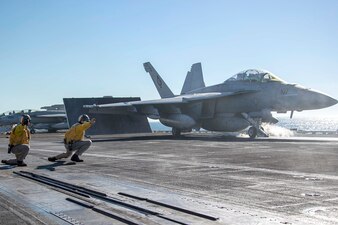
[35,114,67,118]
[85,90,257,116]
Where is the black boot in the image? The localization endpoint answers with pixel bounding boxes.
[71,154,83,162]
[1,160,7,164]
[17,161,27,167]
[48,157,57,162]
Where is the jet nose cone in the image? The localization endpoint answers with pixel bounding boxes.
[297,89,338,110]
[327,96,338,107]
[310,90,338,109]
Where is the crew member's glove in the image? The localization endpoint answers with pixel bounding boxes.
[8,144,14,154]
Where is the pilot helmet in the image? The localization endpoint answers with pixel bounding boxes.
[21,114,31,126]
[78,114,90,124]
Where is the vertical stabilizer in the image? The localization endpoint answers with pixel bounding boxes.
[143,62,174,98]
[181,63,205,94]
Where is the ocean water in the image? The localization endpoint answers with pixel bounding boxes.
[277,117,338,131]
[149,116,338,132]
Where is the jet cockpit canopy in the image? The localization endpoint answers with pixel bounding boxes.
[225,69,286,83]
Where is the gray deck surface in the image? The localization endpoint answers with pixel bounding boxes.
[1,132,338,224]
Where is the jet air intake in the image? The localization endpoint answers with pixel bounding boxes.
[160,114,196,129]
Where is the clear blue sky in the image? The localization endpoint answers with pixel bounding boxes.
[0,0,337,117]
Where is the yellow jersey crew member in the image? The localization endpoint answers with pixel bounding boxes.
[1,114,31,167]
[48,114,96,162]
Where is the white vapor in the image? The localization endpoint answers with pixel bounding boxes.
[262,123,294,137]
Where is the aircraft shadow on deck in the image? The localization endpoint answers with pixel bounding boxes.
[91,134,330,143]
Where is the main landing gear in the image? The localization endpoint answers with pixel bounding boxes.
[172,128,181,137]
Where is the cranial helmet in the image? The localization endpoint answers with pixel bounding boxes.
[78,114,90,124]
[21,114,31,125]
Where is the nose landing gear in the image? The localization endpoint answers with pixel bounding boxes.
[241,113,268,138]
[248,126,258,138]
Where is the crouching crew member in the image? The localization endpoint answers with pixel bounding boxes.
[48,114,96,162]
[1,114,31,166]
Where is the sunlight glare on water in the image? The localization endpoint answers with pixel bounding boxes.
[277,116,338,132]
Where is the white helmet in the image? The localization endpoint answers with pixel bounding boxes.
[21,114,31,125]
[78,114,90,124]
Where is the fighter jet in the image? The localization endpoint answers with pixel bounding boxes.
[0,105,68,134]
[87,62,338,138]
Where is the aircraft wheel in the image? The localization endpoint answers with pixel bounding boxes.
[248,127,257,138]
[172,128,181,137]
[30,129,36,134]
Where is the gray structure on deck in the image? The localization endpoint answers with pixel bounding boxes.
[63,97,151,135]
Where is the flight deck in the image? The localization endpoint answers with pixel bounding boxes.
[1,132,338,225]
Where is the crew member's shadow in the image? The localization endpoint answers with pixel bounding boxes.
[36,161,76,171]
[0,165,16,170]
